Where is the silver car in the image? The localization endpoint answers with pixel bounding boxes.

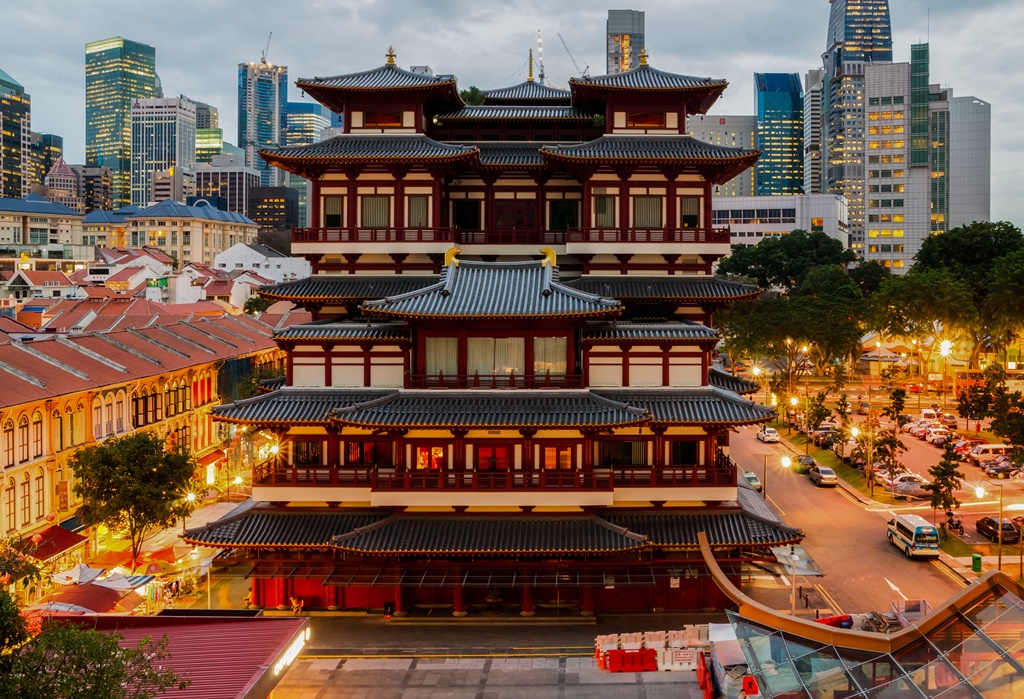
[808,465,838,487]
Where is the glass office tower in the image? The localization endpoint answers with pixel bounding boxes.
[755,73,804,195]
[237,60,288,187]
[85,37,157,209]
[606,10,644,75]
[822,0,892,250]
[0,67,31,198]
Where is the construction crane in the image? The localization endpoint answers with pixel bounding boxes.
[261,32,272,64]
[557,33,589,78]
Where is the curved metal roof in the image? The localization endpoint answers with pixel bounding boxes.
[260,275,437,303]
[329,390,648,429]
[298,63,455,91]
[186,508,386,548]
[273,322,409,343]
[361,259,620,320]
[708,368,759,395]
[568,276,759,301]
[593,387,773,426]
[435,105,589,120]
[211,388,394,425]
[541,135,758,163]
[261,135,478,164]
[473,142,547,167]
[582,321,719,343]
[607,512,801,549]
[482,80,572,104]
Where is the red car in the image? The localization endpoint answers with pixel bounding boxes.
[904,382,923,394]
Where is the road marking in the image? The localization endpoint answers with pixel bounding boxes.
[885,578,908,601]
[779,575,790,587]
[835,488,862,506]
[766,495,786,515]
[813,584,843,615]
[931,560,969,588]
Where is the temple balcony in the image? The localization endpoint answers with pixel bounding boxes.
[565,227,731,256]
[406,373,585,390]
[292,227,455,256]
[250,451,738,507]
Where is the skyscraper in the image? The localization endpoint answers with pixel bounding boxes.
[0,67,31,199]
[803,69,825,195]
[606,10,644,75]
[44,157,84,213]
[948,95,991,228]
[822,0,892,251]
[194,100,218,129]
[238,59,288,187]
[686,115,757,197]
[26,132,63,191]
[284,102,332,226]
[129,97,196,205]
[754,73,804,195]
[85,37,157,209]
[70,164,113,213]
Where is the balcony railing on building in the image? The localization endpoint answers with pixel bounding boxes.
[566,227,731,244]
[253,449,738,490]
[293,227,730,246]
[407,373,585,390]
[293,227,455,244]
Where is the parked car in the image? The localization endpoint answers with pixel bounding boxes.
[976,516,1021,544]
[808,464,839,487]
[857,402,871,415]
[794,455,816,474]
[815,433,836,449]
[756,427,780,443]
[985,463,1022,480]
[742,471,763,491]
[909,422,941,439]
[878,472,929,489]
[924,428,951,444]
[980,454,1011,470]
[832,439,861,465]
[902,419,930,433]
[940,414,958,428]
[954,438,986,457]
[904,382,923,394]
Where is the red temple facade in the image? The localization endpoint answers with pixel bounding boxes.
[186,49,800,616]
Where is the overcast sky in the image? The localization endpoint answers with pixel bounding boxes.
[4,0,1018,223]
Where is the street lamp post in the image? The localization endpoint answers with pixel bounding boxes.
[789,397,798,435]
[939,340,952,411]
[977,480,1005,572]
[753,367,762,405]
[182,492,196,535]
[790,547,800,616]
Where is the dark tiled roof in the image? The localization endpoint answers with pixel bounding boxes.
[0,193,81,216]
[605,511,801,549]
[474,142,546,167]
[330,390,647,429]
[186,506,386,548]
[211,388,394,425]
[436,106,587,120]
[273,322,409,343]
[482,81,572,104]
[593,388,773,426]
[568,276,759,301]
[582,321,719,343]
[261,135,478,163]
[708,368,758,395]
[332,515,646,554]
[259,276,437,302]
[571,64,726,91]
[541,136,757,163]
[361,259,620,320]
[298,64,455,91]
[259,376,285,393]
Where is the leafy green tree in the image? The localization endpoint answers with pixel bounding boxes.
[923,441,966,517]
[957,384,991,431]
[984,249,1024,353]
[0,588,29,675]
[834,393,852,424]
[71,432,198,572]
[848,261,891,297]
[805,392,832,434]
[237,364,286,400]
[0,536,43,592]
[243,295,273,315]
[459,86,486,105]
[716,230,858,290]
[0,599,190,698]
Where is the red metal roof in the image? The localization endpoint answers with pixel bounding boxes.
[29,525,87,561]
[87,616,308,699]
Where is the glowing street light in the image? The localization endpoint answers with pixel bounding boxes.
[977,480,1006,573]
[939,340,953,410]
[182,491,196,535]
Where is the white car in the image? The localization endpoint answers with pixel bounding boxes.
[756,427,780,443]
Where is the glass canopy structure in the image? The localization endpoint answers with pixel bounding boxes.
[699,533,1024,698]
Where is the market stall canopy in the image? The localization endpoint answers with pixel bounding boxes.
[36,582,145,614]
[50,563,106,586]
[92,573,155,590]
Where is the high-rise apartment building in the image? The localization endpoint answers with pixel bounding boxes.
[285,102,331,226]
[687,115,757,196]
[85,37,157,209]
[803,69,825,195]
[70,165,113,213]
[237,59,288,187]
[822,0,892,251]
[606,10,644,75]
[129,97,197,206]
[194,154,260,215]
[862,43,989,273]
[754,73,803,195]
[0,68,31,199]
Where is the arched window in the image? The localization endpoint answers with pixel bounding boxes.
[115,392,125,433]
[164,384,173,418]
[51,410,63,452]
[148,384,158,424]
[34,468,44,520]
[74,402,85,445]
[65,405,74,448]
[1,420,13,467]
[3,477,14,532]
[104,396,114,436]
[19,473,30,526]
[17,415,28,463]
[92,397,103,440]
[31,412,42,458]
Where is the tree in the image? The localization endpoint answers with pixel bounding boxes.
[70,432,198,572]
[923,441,966,518]
[243,295,273,315]
[985,249,1024,354]
[237,364,286,400]
[805,392,832,435]
[0,590,190,698]
[716,230,857,290]
[459,86,485,105]
[848,261,891,297]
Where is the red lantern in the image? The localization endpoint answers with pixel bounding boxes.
[45,512,56,522]
[31,533,43,544]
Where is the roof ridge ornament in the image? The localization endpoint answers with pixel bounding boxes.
[444,248,462,268]
[386,46,396,65]
[528,49,534,82]
[539,247,556,268]
[639,48,648,66]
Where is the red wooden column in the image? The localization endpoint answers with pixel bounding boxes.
[665,171,678,230]
[702,182,713,232]
[391,430,407,472]
[519,429,536,471]
[327,426,340,486]
[652,426,666,469]
[581,584,595,616]
[452,568,467,617]
[325,582,340,610]
[618,175,630,231]
[520,570,536,617]
[323,343,335,387]
[393,585,407,616]
[389,166,408,238]
[451,429,467,471]
[346,173,358,230]
[581,178,592,234]
[580,430,594,472]
[309,175,322,228]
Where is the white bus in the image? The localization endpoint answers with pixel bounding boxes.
[887,514,940,559]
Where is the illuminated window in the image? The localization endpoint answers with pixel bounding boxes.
[893,170,905,179]
[893,125,905,134]
[625,112,665,128]
[415,445,446,470]
[543,445,573,470]
[363,111,402,128]
[868,126,880,135]
[894,229,905,237]
[477,445,513,471]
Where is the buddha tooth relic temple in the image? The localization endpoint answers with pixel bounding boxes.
[185,48,801,616]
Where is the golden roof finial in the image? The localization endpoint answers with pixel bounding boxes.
[539,248,556,268]
[639,48,648,66]
[386,46,396,65]
[444,248,462,268]
[528,49,534,82]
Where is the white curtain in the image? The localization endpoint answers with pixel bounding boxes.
[533,337,567,375]
[425,337,458,376]
[633,195,662,228]
[408,195,429,228]
[361,195,390,228]
[468,338,524,375]
[595,195,616,228]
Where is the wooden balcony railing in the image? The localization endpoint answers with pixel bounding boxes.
[566,227,731,244]
[293,227,455,244]
[407,373,585,390]
[457,230,566,246]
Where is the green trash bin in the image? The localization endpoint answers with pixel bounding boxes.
[972,554,982,573]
